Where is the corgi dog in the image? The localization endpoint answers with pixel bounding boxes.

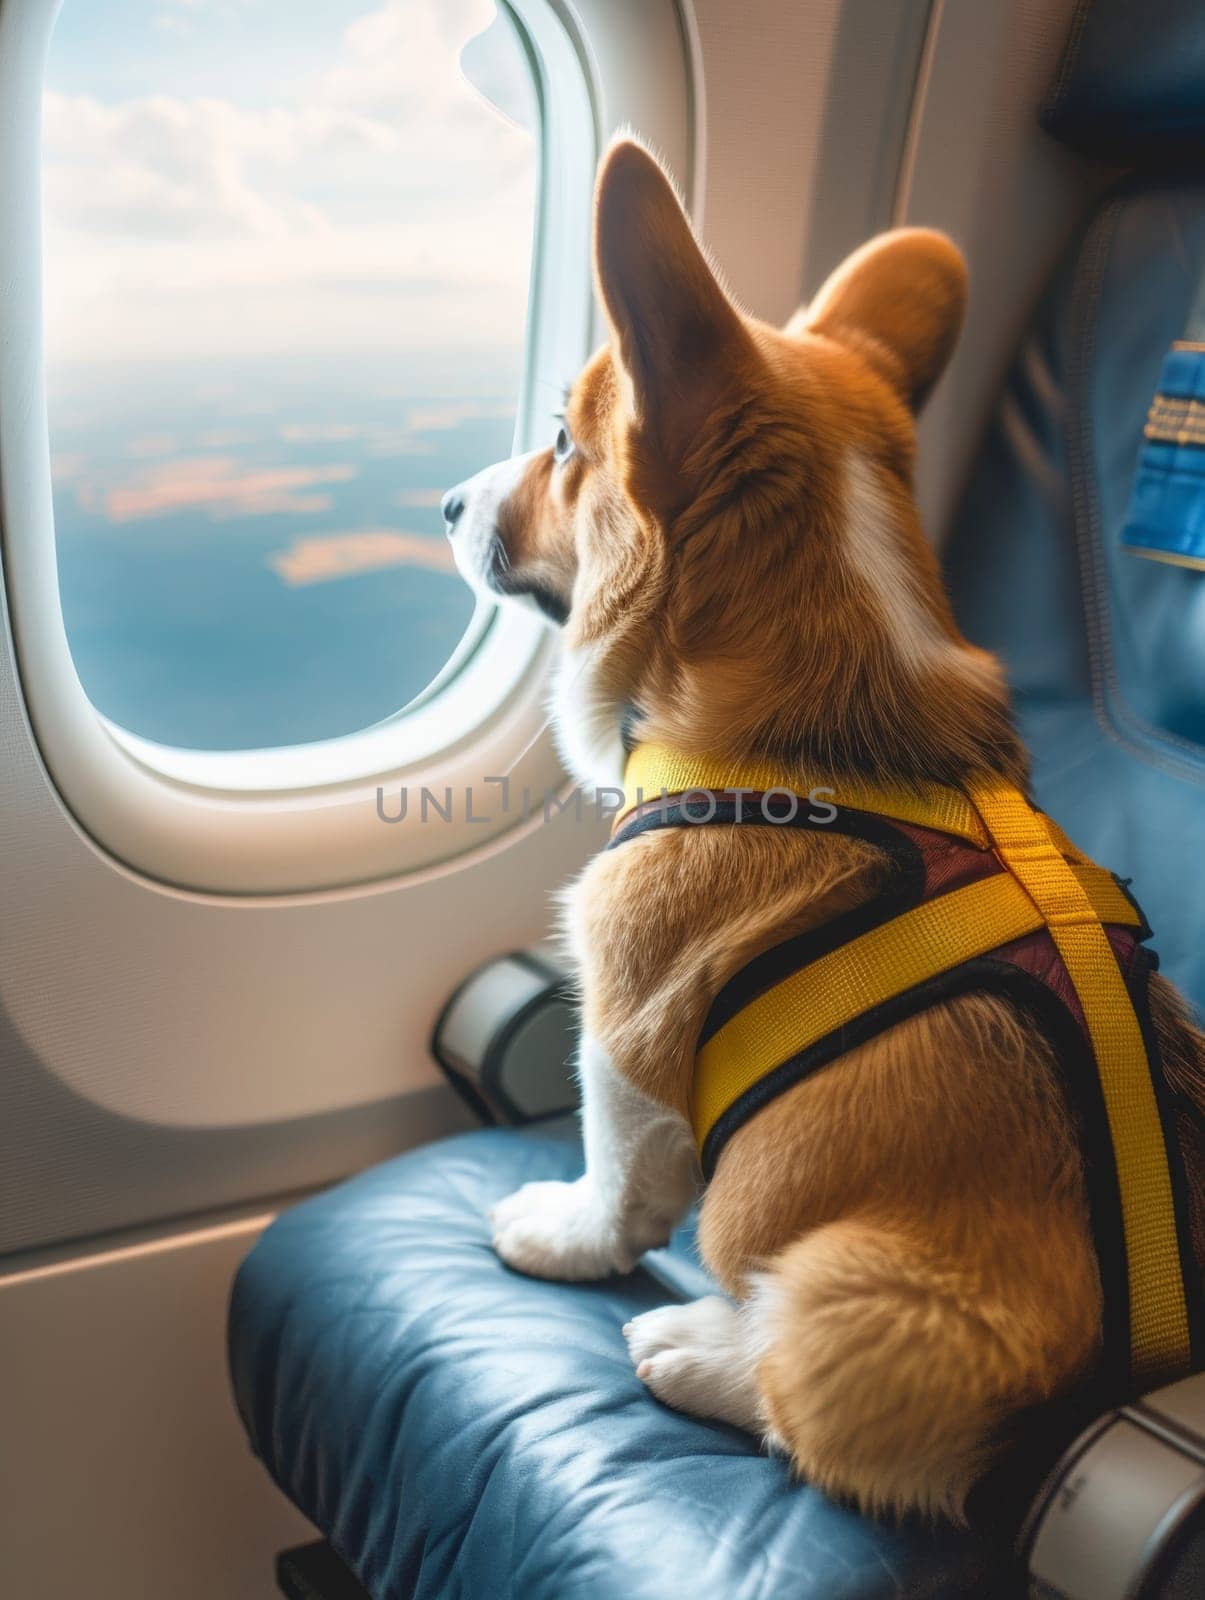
[442,138,1205,1519]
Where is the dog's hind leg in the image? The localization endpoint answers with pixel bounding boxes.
[623,1296,772,1436]
[753,1213,1101,1520]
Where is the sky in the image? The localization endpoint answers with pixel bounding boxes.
[40,1,540,750]
[42,0,539,368]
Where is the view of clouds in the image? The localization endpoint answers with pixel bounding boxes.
[43,0,537,363]
[89,456,357,522]
[269,528,457,587]
[43,1,539,750]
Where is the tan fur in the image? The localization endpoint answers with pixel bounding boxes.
[483,139,1205,1518]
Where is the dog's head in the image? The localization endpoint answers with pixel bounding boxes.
[444,138,1016,784]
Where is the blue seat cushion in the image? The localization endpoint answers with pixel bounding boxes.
[229,1121,1013,1599]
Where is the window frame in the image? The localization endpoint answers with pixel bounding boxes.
[0,0,696,893]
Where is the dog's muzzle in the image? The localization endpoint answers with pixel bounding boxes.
[442,450,568,625]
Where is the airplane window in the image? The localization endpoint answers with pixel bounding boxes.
[42,0,537,752]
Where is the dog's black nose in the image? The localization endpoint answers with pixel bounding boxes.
[441,489,465,529]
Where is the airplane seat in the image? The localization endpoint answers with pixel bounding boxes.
[228,3,1205,1595]
[944,0,1205,1023]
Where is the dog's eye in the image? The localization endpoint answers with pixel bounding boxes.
[553,425,575,465]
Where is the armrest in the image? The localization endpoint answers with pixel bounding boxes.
[432,950,580,1125]
[1022,1373,1205,1599]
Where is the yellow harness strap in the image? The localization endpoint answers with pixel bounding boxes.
[964,778,1190,1386]
[619,744,1193,1387]
[620,744,993,846]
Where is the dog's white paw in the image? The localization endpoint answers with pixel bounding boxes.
[623,1296,766,1434]
[490,1179,631,1280]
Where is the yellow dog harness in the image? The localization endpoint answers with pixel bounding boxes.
[610,744,1203,1395]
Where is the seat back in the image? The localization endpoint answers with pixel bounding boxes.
[945,0,1205,1013]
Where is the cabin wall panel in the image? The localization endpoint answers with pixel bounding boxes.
[0,1214,313,1600]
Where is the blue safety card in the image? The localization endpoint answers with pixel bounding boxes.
[1122,280,1205,571]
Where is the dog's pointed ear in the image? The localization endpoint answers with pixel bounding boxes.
[789,229,967,411]
[593,139,748,453]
